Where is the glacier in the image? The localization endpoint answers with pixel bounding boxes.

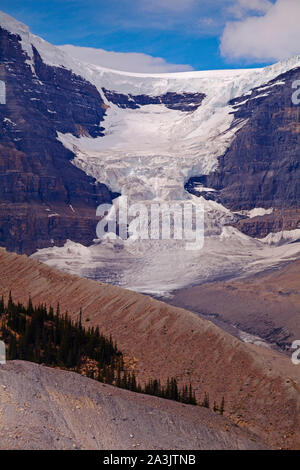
[1,10,300,296]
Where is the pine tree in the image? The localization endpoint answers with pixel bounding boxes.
[27,296,34,315]
[220,396,225,415]
[8,290,13,313]
[0,295,4,314]
[79,308,82,329]
[0,294,200,408]
[7,334,17,360]
[202,392,210,409]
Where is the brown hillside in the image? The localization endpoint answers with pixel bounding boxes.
[0,248,299,449]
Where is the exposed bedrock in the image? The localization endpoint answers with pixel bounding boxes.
[232,208,300,238]
[102,88,206,112]
[1,20,300,253]
[0,27,113,254]
[186,67,300,216]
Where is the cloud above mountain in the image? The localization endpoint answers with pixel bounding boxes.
[221,0,300,62]
[58,45,193,73]
[228,0,273,18]
[1,0,298,71]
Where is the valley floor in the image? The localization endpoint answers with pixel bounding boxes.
[168,259,300,353]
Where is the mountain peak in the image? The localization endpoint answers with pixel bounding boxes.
[0,10,30,36]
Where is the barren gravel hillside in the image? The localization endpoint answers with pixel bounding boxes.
[0,248,299,449]
[0,361,265,450]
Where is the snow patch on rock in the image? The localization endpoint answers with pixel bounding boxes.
[261,229,300,246]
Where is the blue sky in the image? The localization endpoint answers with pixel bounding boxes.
[0,0,299,72]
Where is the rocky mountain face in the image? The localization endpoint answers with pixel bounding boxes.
[0,11,299,252]
[0,23,206,254]
[187,67,300,211]
[186,68,300,236]
[102,88,206,112]
[0,26,113,254]
[232,208,300,238]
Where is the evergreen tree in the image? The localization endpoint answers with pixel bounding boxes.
[0,295,4,314]
[202,392,210,409]
[0,294,199,408]
[220,396,225,415]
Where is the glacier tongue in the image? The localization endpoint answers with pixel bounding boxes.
[1,10,299,294]
[52,85,300,294]
[32,221,300,297]
[57,97,244,201]
[41,49,300,295]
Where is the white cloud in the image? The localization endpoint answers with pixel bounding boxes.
[221,0,300,62]
[59,44,193,73]
[229,0,272,18]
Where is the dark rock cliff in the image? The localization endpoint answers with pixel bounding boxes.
[186,68,300,213]
[103,70,300,239]
[102,88,206,112]
[0,26,113,254]
[232,208,300,239]
[185,68,300,237]
[1,21,299,251]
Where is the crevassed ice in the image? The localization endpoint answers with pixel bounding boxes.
[2,11,298,294]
